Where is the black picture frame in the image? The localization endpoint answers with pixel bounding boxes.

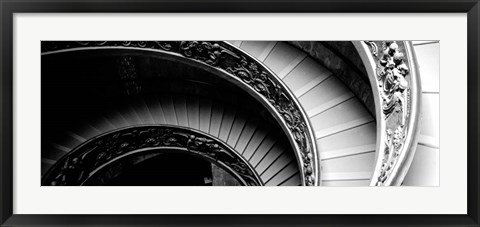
[1,0,479,226]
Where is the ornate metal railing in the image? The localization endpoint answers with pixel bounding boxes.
[42,125,263,186]
[353,41,421,186]
[42,41,320,186]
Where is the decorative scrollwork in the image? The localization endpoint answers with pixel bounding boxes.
[365,41,412,186]
[42,125,263,186]
[42,41,319,186]
[365,41,378,57]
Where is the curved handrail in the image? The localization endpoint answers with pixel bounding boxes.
[42,41,320,186]
[353,41,422,186]
[42,125,263,186]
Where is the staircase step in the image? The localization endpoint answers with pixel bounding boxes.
[242,126,275,161]
[283,57,331,95]
[146,96,167,124]
[41,162,54,176]
[226,112,248,147]
[103,107,131,128]
[316,122,376,152]
[228,40,243,47]
[321,172,372,181]
[401,145,439,186]
[298,76,351,112]
[322,179,370,186]
[199,98,213,132]
[44,144,70,161]
[158,95,178,125]
[315,117,373,139]
[307,93,354,118]
[320,144,375,160]
[310,98,373,139]
[173,95,189,127]
[247,133,277,165]
[218,106,237,142]
[419,93,439,148]
[208,101,224,137]
[133,99,156,124]
[42,158,56,165]
[265,161,299,186]
[235,119,261,156]
[239,41,277,60]
[260,151,293,182]
[418,135,439,149]
[264,42,307,78]
[321,152,375,173]
[279,172,301,186]
[254,141,285,174]
[186,96,200,130]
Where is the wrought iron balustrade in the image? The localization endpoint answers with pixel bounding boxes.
[42,125,263,186]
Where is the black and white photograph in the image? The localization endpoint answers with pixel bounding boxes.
[1,2,476,226]
[41,41,439,187]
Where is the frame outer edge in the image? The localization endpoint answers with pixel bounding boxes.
[468,1,480,225]
[1,1,14,226]
[1,0,479,226]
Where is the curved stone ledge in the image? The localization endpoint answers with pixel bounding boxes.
[353,41,421,186]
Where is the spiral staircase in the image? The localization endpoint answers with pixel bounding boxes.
[42,93,301,186]
[228,41,377,186]
[40,40,438,186]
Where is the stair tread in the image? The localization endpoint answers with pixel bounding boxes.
[321,171,372,181]
[261,151,295,182]
[310,98,373,138]
[320,144,376,160]
[283,57,331,94]
[208,102,224,137]
[173,95,189,127]
[186,96,200,130]
[316,122,376,152]
[218,106,237,142]
[322,152,375,173]
[265,161,299,186]
[321,179,370,186]
[248,134,278,167]
[240,41,277,60]
[256,143,287,175]
[263,42,306,77]
[232,118,258,154]
[298,77,352,112]
[279,172,301,186]
[158,95,178,125]
[198,98,213,133]
[226,112,248,147]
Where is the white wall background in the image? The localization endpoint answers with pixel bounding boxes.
[403,41,440,186]
[14,14,465,214]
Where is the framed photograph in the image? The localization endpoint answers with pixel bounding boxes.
[1,0,478,226]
